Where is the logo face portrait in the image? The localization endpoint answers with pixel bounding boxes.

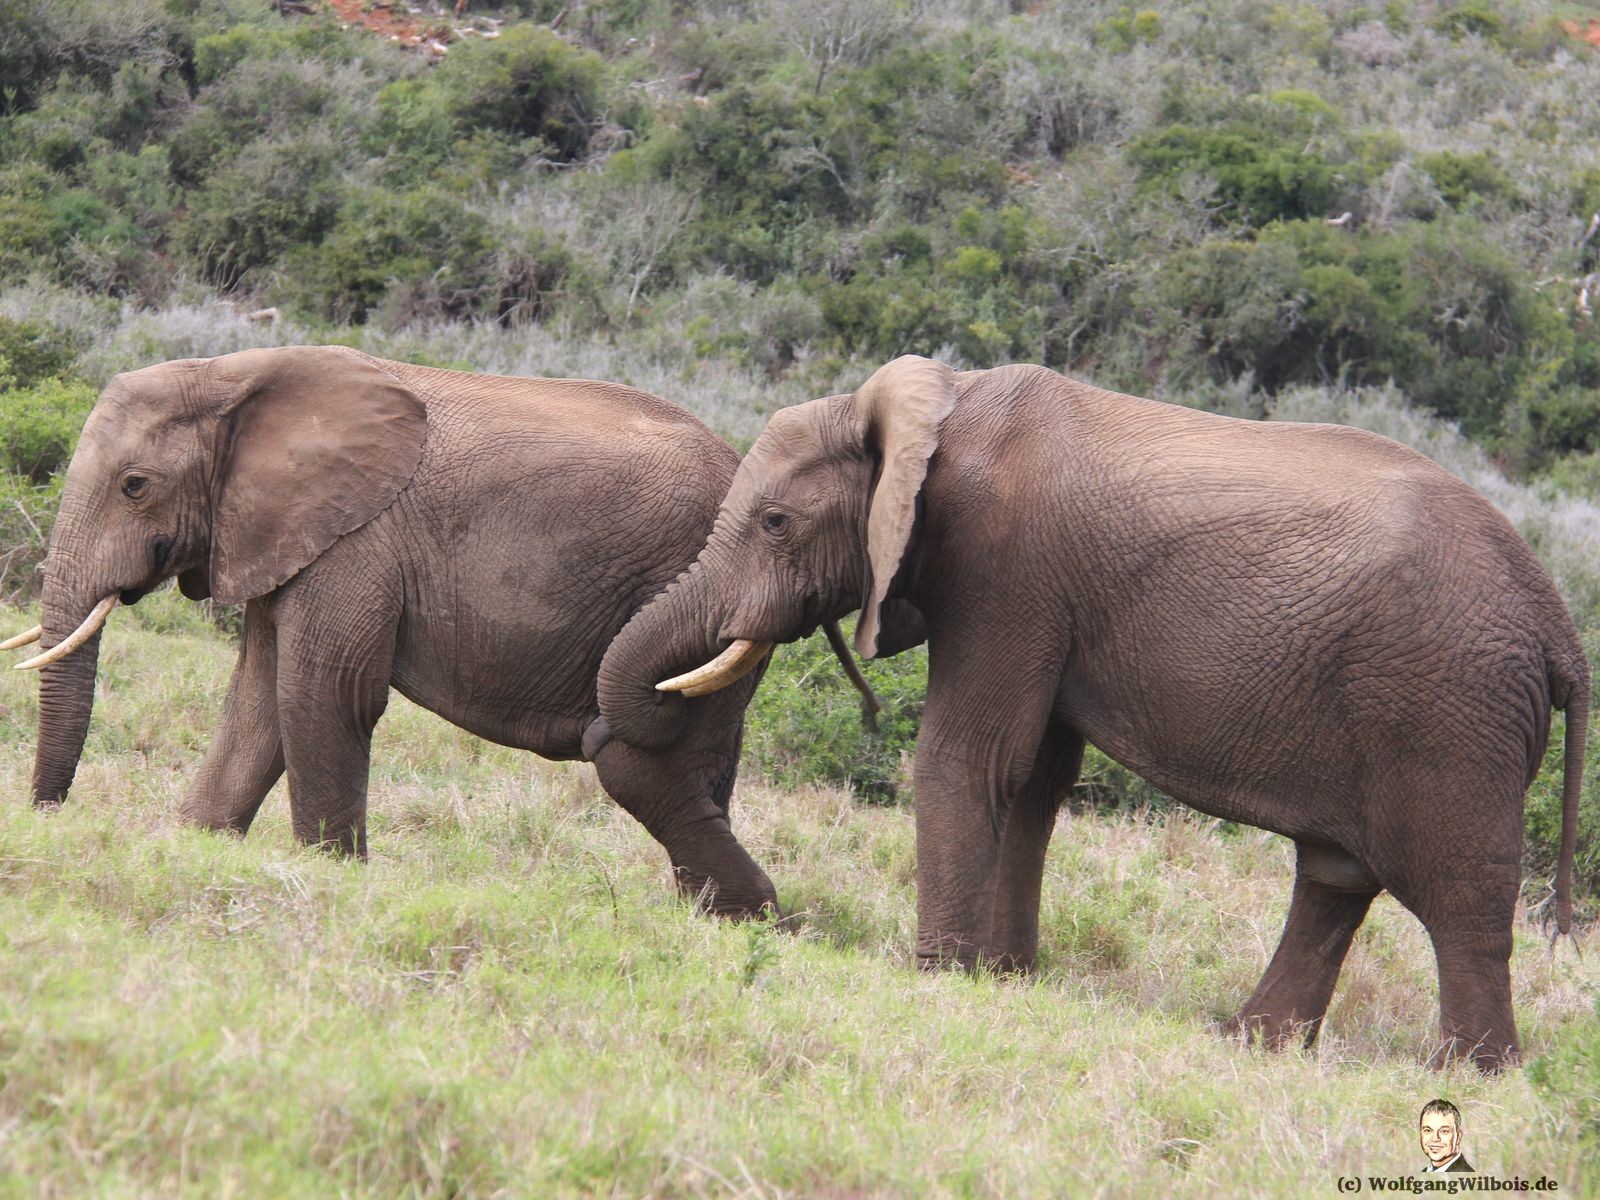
[1418,1099,1472,1173]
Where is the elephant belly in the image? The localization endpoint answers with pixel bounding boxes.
[1055,683,1364,845]
[390,612,606,760]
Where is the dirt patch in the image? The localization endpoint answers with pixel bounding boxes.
[319,0,508,58]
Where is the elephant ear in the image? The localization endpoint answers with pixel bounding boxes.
[206,347,426,604]
[852,355,956,659]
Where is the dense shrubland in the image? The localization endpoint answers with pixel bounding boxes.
[2,3,1599,880]
[5,0,1600,460]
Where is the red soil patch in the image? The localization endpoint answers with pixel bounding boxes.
[1560,18,1600,47]
[324,0,462,55]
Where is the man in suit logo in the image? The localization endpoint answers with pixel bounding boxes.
[1419,1099,1473,1173]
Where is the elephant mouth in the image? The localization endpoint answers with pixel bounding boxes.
[119,586,152,605]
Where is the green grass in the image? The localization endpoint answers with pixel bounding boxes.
[0,596,1592,1197]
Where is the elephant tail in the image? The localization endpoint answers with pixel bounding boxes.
[1553,664,1589,938]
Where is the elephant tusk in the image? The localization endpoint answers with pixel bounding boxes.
[656,639,774,698]
[14,597,119,671]
[0,625,41,650]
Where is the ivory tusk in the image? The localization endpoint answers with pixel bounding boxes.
[14,596,119,671]
[0,625,41,651]
[656,638,774,698]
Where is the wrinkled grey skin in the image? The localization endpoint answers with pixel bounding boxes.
[599,355,1589,1070]
[31,345,776,916]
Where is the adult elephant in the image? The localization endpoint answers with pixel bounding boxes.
[13,345,789,915]
[597,354,1589,1070]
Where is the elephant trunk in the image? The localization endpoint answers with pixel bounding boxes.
[29,567,109,808]
[597,554,727,751]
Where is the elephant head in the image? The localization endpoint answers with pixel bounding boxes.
[598,355,952,746]
[17,346,425,807]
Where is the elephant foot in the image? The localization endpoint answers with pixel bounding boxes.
[915,932,983,973]
[1228,1008,1324,1052]
[977,950,1036,976]
[1428,1031,1519,1074]
[672,867,780,921]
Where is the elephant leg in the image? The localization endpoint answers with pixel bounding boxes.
[984,725,1085,973]
[181,600,284,835]
[1234,841,1379,1050]
[592,680,778,919]
[273,585,398,858]
[913,620,1067,971]
[1429,918,1518,1071]
[1372,785,1522,1072]
[1410,861,1521,1071]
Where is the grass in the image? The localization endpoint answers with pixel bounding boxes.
[0,593,1592,1197]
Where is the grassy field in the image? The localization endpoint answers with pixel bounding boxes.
[0,591,1592,1198]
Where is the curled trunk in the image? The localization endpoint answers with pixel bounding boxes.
[598,559,723,750]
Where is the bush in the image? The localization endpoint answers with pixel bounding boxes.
[167,54,382,190]
[0,316,79,391]
[0,375,96,484]
[291,186,499,325]
[176,131,348,290]
[1524,704,1600,907]
[1157,216,1579,457]
[0,468,62,601]
[1129,122,1344,226]
[433,24,606,162]
[743,621,924,801]
[1418,150,1513,211]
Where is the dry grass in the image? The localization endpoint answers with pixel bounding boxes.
[0,593,1591,1197]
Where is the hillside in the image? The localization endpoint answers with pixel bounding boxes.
[0,599,1591,1196]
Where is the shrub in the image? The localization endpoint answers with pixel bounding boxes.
[0,468,62,601]
[1129,123,1343,226]
[292,186,495,325]
[167,54,381,190]
[433,23,606,161]
[1157,216,1576,455]
[1432,2,1504,42]
[0,375,97,483]
[744,622,925,801]
[1418,149,1512,211]
[1525,704,1600,903]
[0,316,79,391]
[1094,8,1161,53]
[175,131,348,289]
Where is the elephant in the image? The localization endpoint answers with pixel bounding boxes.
[12,345,799,915]
[596,354,1589,1070]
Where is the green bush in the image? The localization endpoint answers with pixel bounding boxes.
[292,185,502,325]
[1129,123,1344,226]
[1157,216,1580,457]
[167,53,382,190]
[176,132,348,289]
[743,618,1176,814]
[0,468,62,601]
[1418,150,1512,211]
[1525,706,1600,908]
[744,622,925,801]
[0,375,96,484]
[1431,2,1504,42]
[433,24,605,161]
[0,316,79,392]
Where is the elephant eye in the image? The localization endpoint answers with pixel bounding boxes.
[761,511,788,533]
[122,474,149,499]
